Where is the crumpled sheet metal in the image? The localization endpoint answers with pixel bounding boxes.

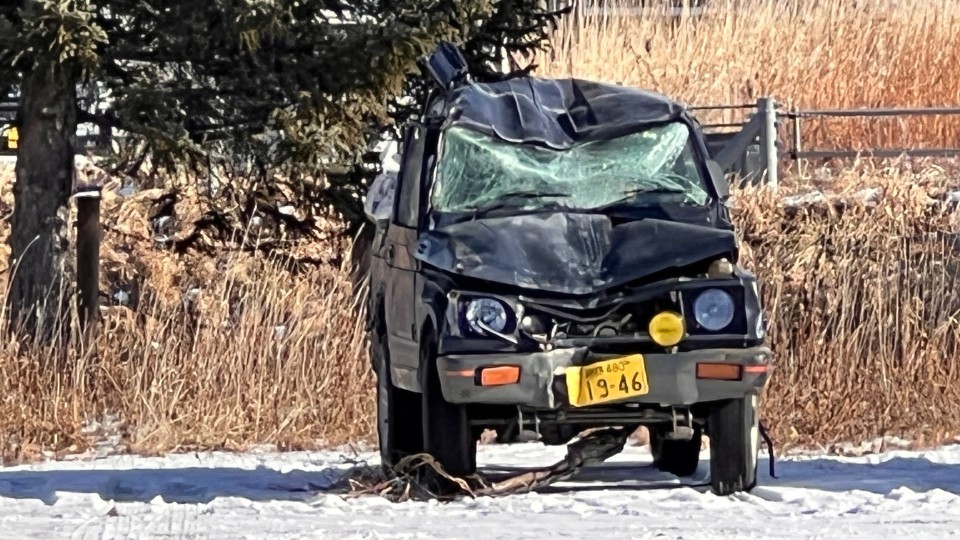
[441,77,690,150]
[414,212,737,294]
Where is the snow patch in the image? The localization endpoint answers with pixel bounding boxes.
[4,443,960,538]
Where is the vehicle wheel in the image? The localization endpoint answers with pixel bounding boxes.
[707,395,760,496]
[494,421,519,444]
[650,424,702,477]
[421,332,477,481]
[538,424,580,446]
[373,332,423,474]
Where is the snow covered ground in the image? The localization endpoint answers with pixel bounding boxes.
[4,442,960,539]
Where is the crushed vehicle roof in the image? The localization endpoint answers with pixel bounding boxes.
[439,77,690,150]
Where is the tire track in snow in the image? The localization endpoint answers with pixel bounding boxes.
[143,502,204,539]
[67,507,134,540]
[65,499,206,539]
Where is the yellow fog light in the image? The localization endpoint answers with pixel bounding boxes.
[6,127,17,149]
[648,311,685,347]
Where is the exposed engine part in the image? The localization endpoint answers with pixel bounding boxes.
[594,323,618,337]
[707,257,735,278]
[664,407,695,441]
[520,314,547,334]
[592,313,633,337]
[507,407,545,443]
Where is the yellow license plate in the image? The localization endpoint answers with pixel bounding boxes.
[564,355,650,407]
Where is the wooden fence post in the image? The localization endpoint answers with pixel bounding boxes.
[73,184,102,338]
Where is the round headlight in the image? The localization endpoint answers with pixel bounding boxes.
[693,289,735,331]
[465,298,509,334]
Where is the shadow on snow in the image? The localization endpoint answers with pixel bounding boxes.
[497,453,960,496]
[0,463,369,506]
[2,449,960,505]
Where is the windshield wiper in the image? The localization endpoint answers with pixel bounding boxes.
[468,190,570,219]
[597,187,694,210]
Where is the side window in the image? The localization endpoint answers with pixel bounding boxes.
[394,124,426,228]
[363,141,401,222]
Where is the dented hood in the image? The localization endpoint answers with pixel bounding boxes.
[413,213,737,295]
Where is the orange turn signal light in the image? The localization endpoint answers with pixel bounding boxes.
[696,363,742,381]
[479,366,521,386]
[743,365,769,375]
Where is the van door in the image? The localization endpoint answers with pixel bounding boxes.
[382,124,426,390]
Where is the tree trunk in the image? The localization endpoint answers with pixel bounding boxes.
[7,57,76,342]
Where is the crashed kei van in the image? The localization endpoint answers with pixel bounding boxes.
[363,47,772,496]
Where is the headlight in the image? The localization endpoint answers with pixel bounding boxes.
[693,288,735,331]
[465,298,509,334]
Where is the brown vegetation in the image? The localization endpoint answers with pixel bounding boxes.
[0,160,374,461]
[536,0,960,154]
[4,0,960,461]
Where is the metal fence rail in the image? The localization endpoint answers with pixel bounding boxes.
[781,106,960,161]
[695,98,780,187]
[691,98,960,187]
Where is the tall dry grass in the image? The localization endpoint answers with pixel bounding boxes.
[734,164,960,447]
[0,162,374,461]
[0,254,375,461]
[536,0,960,154]
[6,0,960,460]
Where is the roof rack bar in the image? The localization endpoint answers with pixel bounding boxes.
[794,148,960,159]
[788,107,960,118]
[687,104,756,111]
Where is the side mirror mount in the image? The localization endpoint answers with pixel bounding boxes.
[707,160,730,201]
[363,138,403,224]
[364,171,397,224]
[424,41,469,91]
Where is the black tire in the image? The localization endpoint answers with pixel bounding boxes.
[494,421,519,444]
[650,424,703,477]
[420,331,477,480]
[538,424,580,446]
[373,332,423,474]
[707,395,760,496]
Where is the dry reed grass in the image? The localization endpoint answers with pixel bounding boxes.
[5,0,960,460]
[0,163,375,461]
[734,162,960,447]
[0,259,374,461]
[535,0,960,156]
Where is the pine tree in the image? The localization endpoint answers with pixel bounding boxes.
[332,0,569,228]
[0,0,564,341]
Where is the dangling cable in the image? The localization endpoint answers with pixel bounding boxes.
[759,420,777,479]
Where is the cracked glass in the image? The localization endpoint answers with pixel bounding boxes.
[431,121,711,213]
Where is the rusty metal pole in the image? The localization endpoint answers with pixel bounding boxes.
[73,184,102,338]
[792,107,803,178]
[758,97,779,188]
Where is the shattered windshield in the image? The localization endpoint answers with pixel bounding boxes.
[430,122,711,213]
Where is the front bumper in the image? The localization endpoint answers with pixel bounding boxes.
[436,346,772,409]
